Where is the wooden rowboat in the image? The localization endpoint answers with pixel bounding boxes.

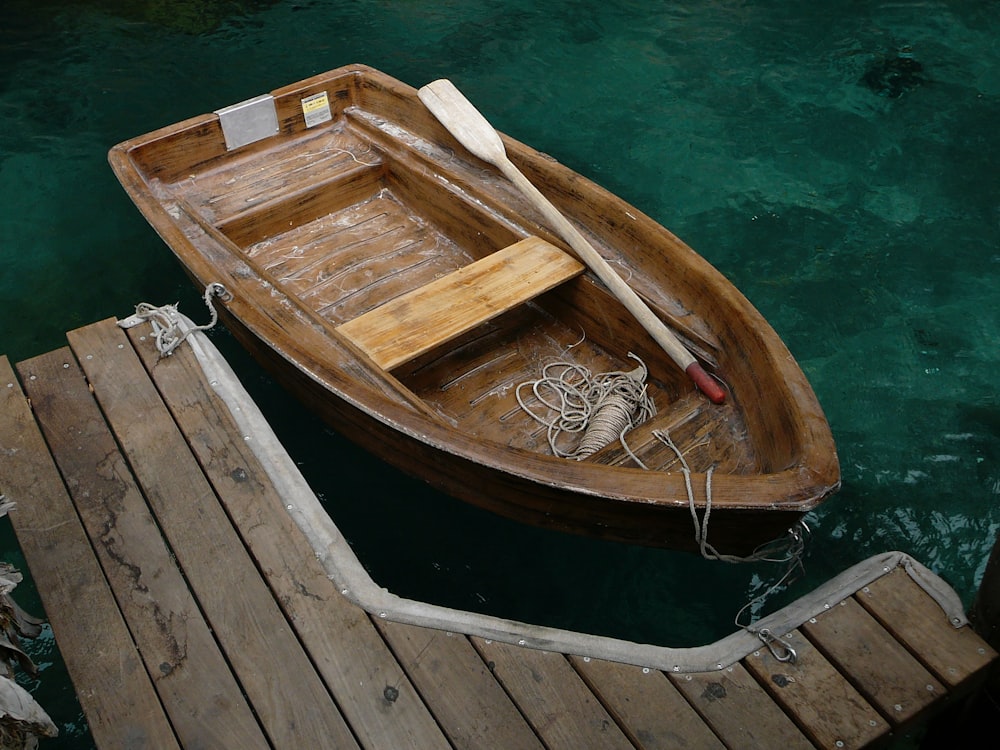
[109,64,839,554]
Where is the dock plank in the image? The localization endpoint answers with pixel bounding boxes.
[571,656,727,749]
[377,620,545,750]
[472,638,633,750]
[802,596,944,726]
[857,568,998,692]
[744,629,889,748]
[0,356,179,750]
[17,349,270,750]
[124,323,452,750]
[670,663,814,750]
[65,320,360,750]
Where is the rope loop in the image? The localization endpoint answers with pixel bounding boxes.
[516,353,655,459]
[130,282,230,356]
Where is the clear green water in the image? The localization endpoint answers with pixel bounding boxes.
[2,1,998,746]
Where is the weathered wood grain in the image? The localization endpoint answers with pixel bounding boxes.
[18,349,269,750]
[376,621,544,750]
[670,662,814,750]
[802,595,944,726]
[571,656,727,749]
[0,356,179,750]
[5,324,999,750]
[65,321,360,749]
[472,638,633,750]
[857,568,998,692]
[125,321,450,750]
[743,629,889,748]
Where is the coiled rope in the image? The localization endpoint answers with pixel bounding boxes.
[515,353,656,459]
[128,282,229,356]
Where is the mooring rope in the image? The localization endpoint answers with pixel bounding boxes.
[652,428,807,569]
[515,353,656,459]
[128,282,230,356]
[649,428,811,646]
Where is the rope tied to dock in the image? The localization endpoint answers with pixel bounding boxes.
[515,353,656,459]
[121,283,230,356]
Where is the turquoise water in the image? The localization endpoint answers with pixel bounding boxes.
[2,1,998,746]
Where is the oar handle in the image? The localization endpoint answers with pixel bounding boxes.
[499,162,726,404]
[419,78,725,404]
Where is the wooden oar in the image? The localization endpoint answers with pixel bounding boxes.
[418,79,726,404]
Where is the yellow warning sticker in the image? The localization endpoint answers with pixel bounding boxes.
[302,91,332,128]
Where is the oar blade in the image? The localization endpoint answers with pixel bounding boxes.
[419,79,507,167]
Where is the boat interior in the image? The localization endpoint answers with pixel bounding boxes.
[119,71,795,481]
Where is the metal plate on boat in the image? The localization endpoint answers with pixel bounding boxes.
[215,94,279,151]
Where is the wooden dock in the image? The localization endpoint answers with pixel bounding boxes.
[1,317,996,749]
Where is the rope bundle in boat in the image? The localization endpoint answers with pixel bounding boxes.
[516,353,656,459]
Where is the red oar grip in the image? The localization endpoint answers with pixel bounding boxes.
[685,362,726,404]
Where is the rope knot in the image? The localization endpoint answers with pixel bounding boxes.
[122,282,229,356]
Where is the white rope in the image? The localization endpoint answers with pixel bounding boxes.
[651,426,808,629]
[127,282,229,356]
[651,428,806,566]
[515,353,656,459]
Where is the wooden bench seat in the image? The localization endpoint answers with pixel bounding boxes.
[336,236,585,370]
